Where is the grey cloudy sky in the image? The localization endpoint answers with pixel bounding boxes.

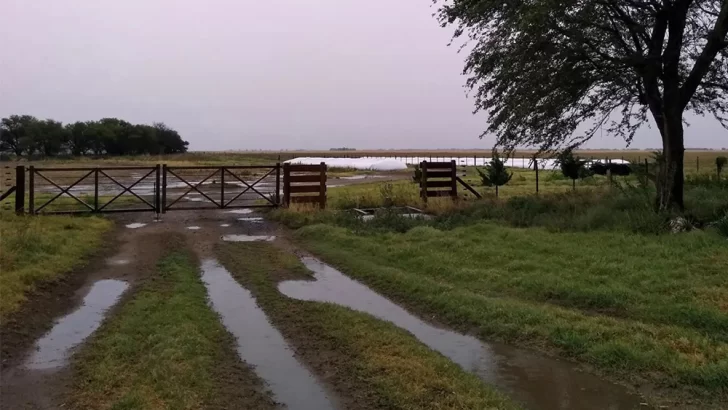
[1,0,726,151]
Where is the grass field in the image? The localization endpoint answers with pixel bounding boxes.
[292,222,728,405]
[216,241,520,410]
[0,212,111,318]
[70,243,275,410]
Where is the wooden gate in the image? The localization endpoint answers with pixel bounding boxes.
[162,165,280,212]
[28,166,160,214]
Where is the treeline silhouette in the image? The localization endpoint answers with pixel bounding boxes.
[0,115,188,157]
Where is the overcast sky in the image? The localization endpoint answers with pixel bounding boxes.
[1,0,726,151]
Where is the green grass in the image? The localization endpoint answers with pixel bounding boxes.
[216,242,520,410]
[0,212,111,318]
[70,244,274,410]
[293,222,728,404]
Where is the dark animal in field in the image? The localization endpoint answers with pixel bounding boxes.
[589,162,632,176]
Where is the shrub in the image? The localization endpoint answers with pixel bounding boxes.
[476,152,512,197]
[716,156,727,178]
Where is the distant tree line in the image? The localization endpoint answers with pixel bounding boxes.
[0,115,189,157]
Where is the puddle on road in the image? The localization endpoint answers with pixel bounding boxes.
[278,258,645,410]
[200,260,335,410]
[25,280,129,370]
[222,235,276,242]
[187,226,202,230]
[125,223,147,229]
[107,258,130,266]
[220,224,231,228]
[238,217,264,223]
[226,209,254,215]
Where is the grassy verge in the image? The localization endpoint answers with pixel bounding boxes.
[216,242,520,410]
[293,222,728,405]
[70,242,275,410]
[0,212,112,318]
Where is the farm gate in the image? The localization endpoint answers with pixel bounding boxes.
[3,163,328,215]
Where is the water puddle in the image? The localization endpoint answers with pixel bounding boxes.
[107,258,130,266]
[226,209,254,215]
[125,223,147,229]
[222,235,276,242]
[220,224,231,228]
[200,260,335,410]
[278,258,644,410]
[25,280,129,370]
[238,217,264,223]
[187,226,202,230]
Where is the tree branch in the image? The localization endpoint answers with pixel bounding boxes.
[679,0,728,108]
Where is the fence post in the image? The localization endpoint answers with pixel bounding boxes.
[320,162,327,209]
[534,158,539,195]
[420,161,428,202]
[220,166,225,208]
[28,166,34,215]
[283,163,291,207]
[15,166,25,214]
[696,156,699,173]
[450,160,457,199]
[161,164,167,214]
[155,164,161,214]
[275,163,281,205]
[94,168,99,212]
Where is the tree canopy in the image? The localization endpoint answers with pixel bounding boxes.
[0,115,189,157]
[437,0,728,211]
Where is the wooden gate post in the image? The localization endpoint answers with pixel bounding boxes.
[275,163,281,205]
[15,166,25,214]
[420,161,428,202]
[450,160,457,198]
[319,162,327,209]
[161,164,167,214]
[283,163,291,206]
[28,166,34,215]
[155,164,161,214]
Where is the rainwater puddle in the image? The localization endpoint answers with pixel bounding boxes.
[278,258,644,410]
[226,209,254,215]
[200,260,335,410]
[220,224,231,228]
[125,223,146,229]
[238,217,264,223]
[107,258,130,266]
[187,226,201,230]
[222,235,276,242]
[25,280,129,370]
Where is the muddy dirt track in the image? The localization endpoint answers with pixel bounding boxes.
[1,207,654,410]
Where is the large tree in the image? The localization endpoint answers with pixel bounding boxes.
[437,0,728,211]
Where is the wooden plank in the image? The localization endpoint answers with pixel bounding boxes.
[426,190,455,198]
[451,160,458,195]
[426,180,452,188]
[288,185,323,193]
[288,164,325,172]
[456,176,482,199]
[288,174,321,183]
[423,162,455,169]
[425,171,452,178]
[291,196,322,204]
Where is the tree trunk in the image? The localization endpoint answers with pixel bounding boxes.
[572,179,575,191]
[495,185,499,198]
[657,115,685,212]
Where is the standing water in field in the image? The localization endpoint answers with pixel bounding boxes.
[278,257,645,410]
[200,259,336,410]
[26,280,129,370]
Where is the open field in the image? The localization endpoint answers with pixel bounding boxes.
[292,221,728,406]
